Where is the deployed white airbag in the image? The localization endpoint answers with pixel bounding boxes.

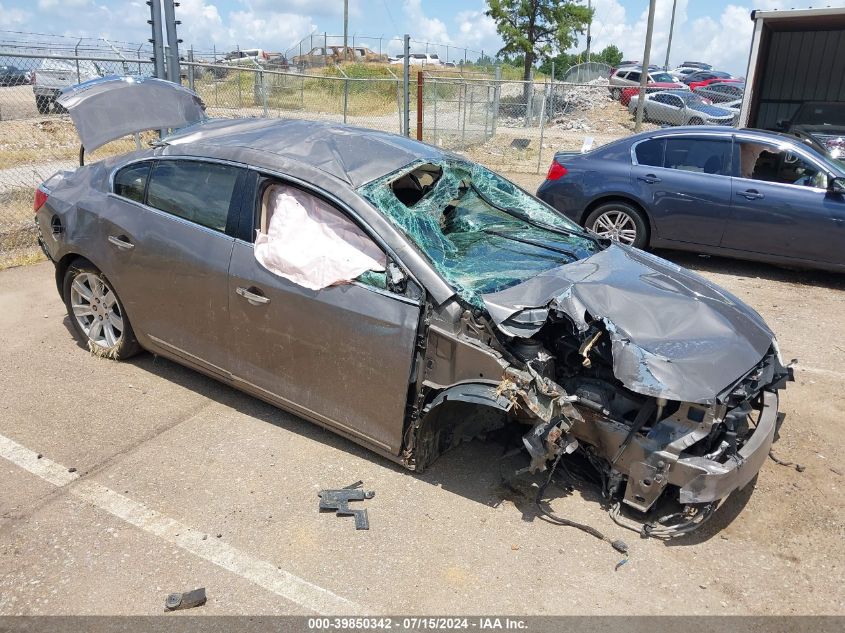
[255,186,386,290]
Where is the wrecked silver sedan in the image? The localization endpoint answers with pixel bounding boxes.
[36,78,791,538]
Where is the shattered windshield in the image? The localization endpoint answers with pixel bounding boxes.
[359,160,602,307]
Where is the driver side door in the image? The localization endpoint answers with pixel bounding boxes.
[227,172,423,455]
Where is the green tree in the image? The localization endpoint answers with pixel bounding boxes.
[486,0,593,81]
[595,44,623,67]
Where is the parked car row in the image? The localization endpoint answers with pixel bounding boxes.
[612,61,746,128]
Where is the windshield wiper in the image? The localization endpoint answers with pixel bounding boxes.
[482,229,579,259]
[470,183,603,248]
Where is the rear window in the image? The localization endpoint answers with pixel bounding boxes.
[664,138,731,176]
[147,160,241,232]
[113,162,150,203]
[634,139,664,167]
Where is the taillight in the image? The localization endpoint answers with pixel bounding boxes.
[546,160,568,180]
[33,187,48,212]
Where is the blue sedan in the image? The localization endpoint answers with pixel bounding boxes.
[536,126,845,271]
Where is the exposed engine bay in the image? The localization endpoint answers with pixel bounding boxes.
[411,302,791,541]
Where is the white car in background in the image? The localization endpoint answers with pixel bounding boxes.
[32,58,103,114]
[390,53,443,66]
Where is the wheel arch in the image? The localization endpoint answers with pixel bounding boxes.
[581,195,655,246]
[412,381,513,472]
[55,252,97,298]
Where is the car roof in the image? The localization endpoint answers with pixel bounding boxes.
[162,117,451,188]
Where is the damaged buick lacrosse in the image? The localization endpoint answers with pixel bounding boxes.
[36,77,791,538]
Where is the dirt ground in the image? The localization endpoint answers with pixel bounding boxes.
[0,231,843,616]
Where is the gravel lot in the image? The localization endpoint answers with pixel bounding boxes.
[1,207,843,616]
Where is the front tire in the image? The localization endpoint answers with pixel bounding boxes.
[63,260,141,359]
[585,202,649,249]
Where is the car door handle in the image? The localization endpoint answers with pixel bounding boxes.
[107,235,134,250]
[637,174,661,184]
[236,286,270,305]
[738,189,764,200]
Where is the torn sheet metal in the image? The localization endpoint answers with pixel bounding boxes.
[255,185,386,290]
[482,244,775,404]
[57,76,206,153]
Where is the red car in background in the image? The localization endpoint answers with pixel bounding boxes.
[619,82,687,106]
[687,77,744,91]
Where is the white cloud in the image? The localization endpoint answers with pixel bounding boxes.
[403,0,450,44]
[587,0,845,75]
[0,2,29,27]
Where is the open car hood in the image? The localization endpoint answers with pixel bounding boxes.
[57,76,206,153]
[481,244,775,404]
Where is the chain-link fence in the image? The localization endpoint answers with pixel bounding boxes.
[1,49,673,268]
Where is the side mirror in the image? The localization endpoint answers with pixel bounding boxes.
[829,177,845,194]
[776,119,788,131]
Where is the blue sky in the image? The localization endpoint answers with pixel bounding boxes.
[2,1,844,73]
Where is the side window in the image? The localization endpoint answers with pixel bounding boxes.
[627,71,641,82]
[737,142,827,188]
[147,160,242,232]
[634,138,664,167]
[113,162,150,203]
[254,180,389,291]
[615,71,628,80]
[664,138,731,175]
[667,96,683,108]
[652,94,668,104]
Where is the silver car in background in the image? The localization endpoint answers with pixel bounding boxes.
[693,82,745,104]
[628,90,736,126]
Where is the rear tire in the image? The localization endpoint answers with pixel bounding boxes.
[611,88,622,100]
[63,260,141,360]
[35,96,52,114]
[585,202,649,250]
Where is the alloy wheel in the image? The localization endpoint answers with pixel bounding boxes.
[590,210,638,245]
[69,272,125,349]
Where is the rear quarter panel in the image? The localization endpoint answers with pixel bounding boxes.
[537,144,645,225]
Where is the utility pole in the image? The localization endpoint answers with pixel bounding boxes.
[162,0,181,83]
[664,0,677,70]
[586,0,592,62]
[403,34,410,137]
[634,0,656,132]
[146,0,165,79]
[343,0,349,62]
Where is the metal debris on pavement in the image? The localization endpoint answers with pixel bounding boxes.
[318,480,375,530]
[164,587,207,611]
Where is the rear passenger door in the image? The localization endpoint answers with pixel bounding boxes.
[631,135,733,246]
[103,158,247,377]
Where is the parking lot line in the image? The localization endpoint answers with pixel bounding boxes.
[0,432,365,615]
[0,434,80,487]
